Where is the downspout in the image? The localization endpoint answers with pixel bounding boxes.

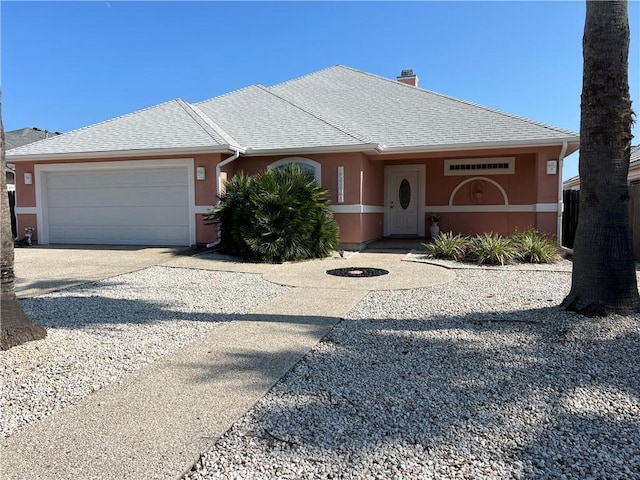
[216,148,241,197]
[206,148,242,248]
[556,140,568,246]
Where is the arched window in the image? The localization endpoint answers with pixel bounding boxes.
[268,157,321,185]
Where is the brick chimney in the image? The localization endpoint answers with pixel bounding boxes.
[397,69,418,87]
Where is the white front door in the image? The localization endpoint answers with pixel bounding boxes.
[385,166,423,236]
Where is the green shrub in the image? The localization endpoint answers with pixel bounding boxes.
[423,232,470,261]
[205,164,339,263]
[469,233,517,265]
[511,229,559,264]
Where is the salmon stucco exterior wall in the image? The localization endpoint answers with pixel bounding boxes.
[410,146,565,239]
[14,161,38,241]
[215,145,566,248]
[220,152,386,247]
[194,153,222,244]
[15,144,566,248]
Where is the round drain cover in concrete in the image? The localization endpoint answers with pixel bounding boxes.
[326,267,389,278]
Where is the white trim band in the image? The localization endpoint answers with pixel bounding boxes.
[330,204,385,214]
[14,207,38,215]
[427,203,558,213]
[194,205,214,214]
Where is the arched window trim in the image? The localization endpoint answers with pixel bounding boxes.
[268,157,322,185]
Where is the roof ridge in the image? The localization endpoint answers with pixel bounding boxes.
[176,99,243,149]
[331,66,579,137]
[258,84,373,145]
[195,84,264,105]
[267,65,342,90]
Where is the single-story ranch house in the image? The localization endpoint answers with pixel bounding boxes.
[8,65,580,249]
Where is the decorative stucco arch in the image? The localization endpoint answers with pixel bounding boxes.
[448,176,509,206]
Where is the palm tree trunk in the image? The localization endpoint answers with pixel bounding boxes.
[1,92,47,350]
[562,0,640,316]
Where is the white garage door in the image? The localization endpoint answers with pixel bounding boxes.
[45,167,190,246]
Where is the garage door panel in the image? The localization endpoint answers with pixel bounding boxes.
[49,225,189,246]
[47,168,187,189]
[45,166,191,246]
[48,206,188,226]
[47,186,188,208]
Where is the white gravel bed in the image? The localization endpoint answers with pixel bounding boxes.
[0,266,289,438]
[186,268,640,480]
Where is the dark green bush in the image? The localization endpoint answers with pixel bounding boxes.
[204,165,339,263]
[204,172,254,259]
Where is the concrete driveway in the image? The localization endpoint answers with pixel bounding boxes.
[14,245,457,299]
[13,245,195,298]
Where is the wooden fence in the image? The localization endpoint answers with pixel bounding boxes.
[562,190,580,249]
[630,183,640,261]
[8,190,17,239]
[563,184,640,261]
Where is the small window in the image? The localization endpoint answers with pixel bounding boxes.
[399,179,411,209]
[444,157,515,176]
[268,157,322,185]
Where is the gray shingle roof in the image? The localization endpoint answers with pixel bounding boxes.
[196,85,370,152]
[6,128,61,150]
[269,66,578,150]
[8,99,232,157]
[8,65,578,159]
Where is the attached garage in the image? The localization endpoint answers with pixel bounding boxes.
[35,160,195,246]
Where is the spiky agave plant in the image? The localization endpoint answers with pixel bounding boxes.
[511,229,559,264]
[423,232,470,261]
[470,232,517,266]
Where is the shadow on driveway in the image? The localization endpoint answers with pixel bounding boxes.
[14,245,199,298]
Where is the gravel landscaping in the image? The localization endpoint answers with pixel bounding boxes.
[186,267,640,480]
[2,259,639,479]
[0,266,289,438]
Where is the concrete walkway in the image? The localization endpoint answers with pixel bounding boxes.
[3,249,454,480]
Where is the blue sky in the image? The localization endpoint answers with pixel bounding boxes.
[2,1,639,180]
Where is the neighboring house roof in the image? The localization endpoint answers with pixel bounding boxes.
[563,144,640,189]
[629,145,640,184]
[631,144,640,163]
[7,65,579,160]
[5,127,61,150]
[5,128,61,191]
[563,175,580,190]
